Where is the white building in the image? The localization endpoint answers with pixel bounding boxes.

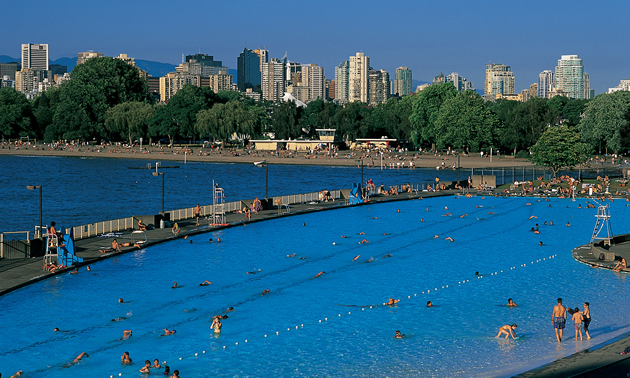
[349,52,369,103]
[538,70,554,99]
[555,55,587,99]
[22,43,49,70]
[608,79,630,93]
[334,60,349,104]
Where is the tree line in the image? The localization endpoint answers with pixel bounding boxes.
[2,57,630,157]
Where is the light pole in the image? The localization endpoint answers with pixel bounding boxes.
[26,185,42,238]
[152,169,165,214]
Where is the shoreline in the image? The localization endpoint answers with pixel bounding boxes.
[0,145,533,169]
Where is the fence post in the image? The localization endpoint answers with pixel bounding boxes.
[1,233,3,258]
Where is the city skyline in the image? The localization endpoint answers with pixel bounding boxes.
[2,0,629,95]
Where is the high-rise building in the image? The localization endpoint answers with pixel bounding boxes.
[237,48,261,91]
[327,79,335,100]
[583,72,592,99]
[261,58,285,102]
[538,70,554,99]
[446,72,474,91]
[555,55,587,99]
[0,63,18,81]
[394,67,412,96]
[608,79,630,94]
[22,44,48,70]
[433,72,445,86]
[302,63,325,102]
[77,51,104,65]
[286,62,302,86]
[369,69,391,105]
[485,63,514,97]
[334,60,349,103]
[254,49,268,76]
[349,52,369,103]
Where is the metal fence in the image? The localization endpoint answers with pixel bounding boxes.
[70,217,135,240]
[0,231,31,258]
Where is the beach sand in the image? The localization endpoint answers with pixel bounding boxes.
[0,144,532,169]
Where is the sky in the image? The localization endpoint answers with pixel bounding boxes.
[3,0,629,95]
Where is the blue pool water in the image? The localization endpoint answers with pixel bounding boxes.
[2,155,460,234]
[1,196,630,377]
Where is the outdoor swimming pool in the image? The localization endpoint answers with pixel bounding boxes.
[1,196,629,377]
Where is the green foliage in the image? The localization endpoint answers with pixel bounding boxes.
[196,100,264,141]
[334,102,372,141]
[48,57,149,141]
[105,102,155,145]
[271,101,302,140]
[530,126,590,177]
[498,97,557,154]
[409,83,457,147]
[578,91,630,154]
[515,150,529,159]
[0,87,35,139]
[433,91,498,152]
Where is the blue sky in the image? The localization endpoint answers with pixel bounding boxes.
[3,0,629,95]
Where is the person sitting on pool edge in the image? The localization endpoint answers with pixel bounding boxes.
[496,324,518,339]
[613,257,627,272]
[99,239,121,253]
[137,219,147,231]
[507,298,518,307]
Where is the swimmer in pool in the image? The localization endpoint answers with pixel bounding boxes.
[353,255,360,261]
[118,298,128,303]
[111,317,127,322]
[217,238,221,242]
[442,213,452,216]
[139,359,151,373]
[299,256,307,260]
[172,282,178,288]
[121,351,132,365]
[359,239,369,244]
[358,232,365,235]
[71,352,89,364]
[496,324,518,339]
[341,235,349,238]
[211,317,222,333]
[529,215,537,219]
[385,298,400,306]
[152,359,161,368]
[262,289,270,295]
[162,328,176,336]
[434,235,439,239]
[70,268,78,274]
[539,241,544,246]
[566,222,570,226]
[86,265,91,271]
[287,253,296,257]
[383,254,392,258]
[427,301,433,307]
[394,330,405,339]
[199,280,212,286]
[445,237,454,242]
[314,271,325,278]
[420,218,424,222]
[247,269,261,274]
[507,298,518,307]
[121,330,132,340]
[225,307,235,312]
[460,214,468,218]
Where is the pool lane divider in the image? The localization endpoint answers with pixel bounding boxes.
[106,253,559,377]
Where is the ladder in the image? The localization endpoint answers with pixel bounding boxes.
[590,202,613,246]
[212,180,225,226]
[44,230,59,268]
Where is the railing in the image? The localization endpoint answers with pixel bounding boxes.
[1,231,31,258]
[71,217,135,240]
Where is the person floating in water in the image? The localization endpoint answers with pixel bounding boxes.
[426,301,433,307]
[385,298,400,306]
[496,324,518,339]
[394,330,405,339]
[507,298,518,307]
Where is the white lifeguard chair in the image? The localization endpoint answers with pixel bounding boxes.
[211,180,226,225]
[590,202,613,247]
[43,230,59,268]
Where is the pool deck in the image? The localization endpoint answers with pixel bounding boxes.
[2,188,630,377]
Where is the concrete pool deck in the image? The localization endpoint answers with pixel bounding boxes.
[2,189,630,377]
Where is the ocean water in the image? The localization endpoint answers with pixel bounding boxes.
[1,155,461,234]
[1,196,629,377]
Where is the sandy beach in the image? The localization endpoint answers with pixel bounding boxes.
[0,144,532,169]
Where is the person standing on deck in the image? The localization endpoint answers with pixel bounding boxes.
[194,204,202,226]
[552,298,567,342]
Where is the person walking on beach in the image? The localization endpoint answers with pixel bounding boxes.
[552,298,567,342]
[572,307,584,340]
[582,302,591,340]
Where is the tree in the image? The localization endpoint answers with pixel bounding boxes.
[49,57,149,141]
[148,104,176,145]
[497,98,557,155]
[0,88,35,139]
[530,126,590,177]
[578,91,630,154]
[271,101,302,140]
[166,85,217,141]
[196,100,262,142]
[104,102,155,145]
[409,82,457,149]
[433,91,499,152]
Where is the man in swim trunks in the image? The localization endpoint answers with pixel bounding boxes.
[552,298,567,342]
[496,324,518,339]
[194,204,202,226]
[582,302,591,339]
[507,298,517,307]
[100,239,121,253]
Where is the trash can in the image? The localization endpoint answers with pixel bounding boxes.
[30,238,44,257]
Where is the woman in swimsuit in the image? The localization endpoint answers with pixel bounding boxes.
[211,318,222,333]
